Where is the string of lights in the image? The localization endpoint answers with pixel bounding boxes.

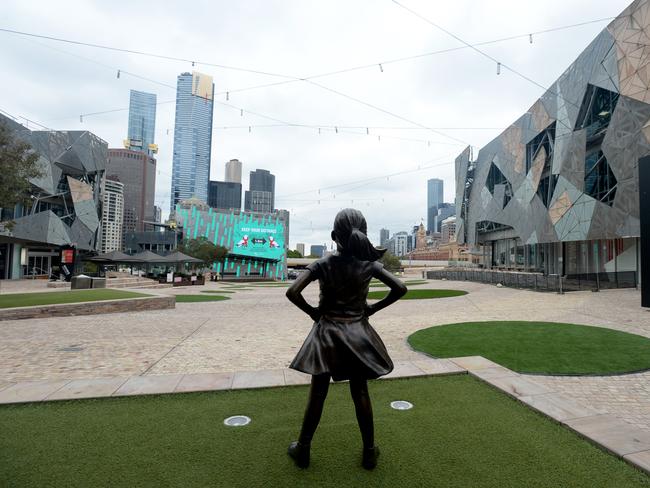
[3,15,614,145]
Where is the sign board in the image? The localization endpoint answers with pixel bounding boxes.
[61,249,74,265]
[166,272,174,283]
[231,220,285,260]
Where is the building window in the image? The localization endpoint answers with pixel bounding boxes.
[575,84,619,207]
[485,162,512,208]
[526,122,555,174]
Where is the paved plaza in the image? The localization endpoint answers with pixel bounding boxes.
[1,279,650,433]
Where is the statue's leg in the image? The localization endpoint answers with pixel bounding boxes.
[349,377,374,448]
[349,377,380,469]
[289,374,330,468]
[298,374,331,444]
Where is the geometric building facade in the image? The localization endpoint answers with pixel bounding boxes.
[0,114,107,279]
[456,0,650,280]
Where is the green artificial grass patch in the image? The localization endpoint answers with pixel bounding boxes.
[174,294,230,303]
[367,289,467,300]
[409,321,650,375]
[0,289,149,309]
[369,279,428,288]
[1,375,648,488]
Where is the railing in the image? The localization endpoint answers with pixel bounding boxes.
[427,268,637,293]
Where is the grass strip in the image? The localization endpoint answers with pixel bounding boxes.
[0,289,149,309]
[1,375,647,488]
[367,289,467,300]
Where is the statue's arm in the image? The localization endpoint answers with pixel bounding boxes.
[286,269,321,322]
[366,266,407,317]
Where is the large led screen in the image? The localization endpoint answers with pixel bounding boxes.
[231,220,285,260]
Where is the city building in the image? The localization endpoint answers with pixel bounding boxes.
[296,243,305,256]
[392,231,408,257]
[175,200,290,279]
[244,169,275,212]
[379,228,390,247]
[310,245,326,258]
[225,159,242,183]
[154,206,162,223]
[106,149,157,241]
[427,178,443,233]
[441,216,456,245]
[208,180,242,210]
[170,71,214,210]
[125,90,157,156]
[100,179,124,253]
[434,203,456,233]
[0,114,106,279]
[455,0,650,284]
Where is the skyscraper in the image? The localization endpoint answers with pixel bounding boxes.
[125,90,157,156]
[100,179,124,253]
[225,159,242,183]
[208,180,242,210]
[170,71,214,211]
[244,169,275,213]
[427,178,444,233]
[296,243,305,256]
[380,228,390,247]
[106,149,157,241]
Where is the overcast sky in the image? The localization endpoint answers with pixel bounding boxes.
[0,0,632,249]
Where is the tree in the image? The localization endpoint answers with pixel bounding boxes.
[178,237,229,268]
[0,121,43,211]
[287,249,303,258]
[380,251,402,272]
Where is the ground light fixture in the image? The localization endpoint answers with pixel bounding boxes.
[223,415,251,427]
[390,400,413,411]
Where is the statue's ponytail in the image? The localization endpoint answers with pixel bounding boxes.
[333,208,385,262]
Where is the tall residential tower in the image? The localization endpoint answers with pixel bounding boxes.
[170,71,214,211]
[427,178,444,233]
[125,90,157,156]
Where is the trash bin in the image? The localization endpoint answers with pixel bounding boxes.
[91,277,106,289]
[71,274,92,290]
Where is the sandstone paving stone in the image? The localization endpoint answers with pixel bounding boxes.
[565,414,650,456]
[174,373,234,392]
[469,366,518,381]
[0,380,70,403]
[448,356,501,371]
[519,392,599,422]
[479,375,552,398]
[624,450,650,475]
[283,369,311,386]
[411,358,466,376]
[383,361,427,379]
[231,369,285,390]
[114,374,184,397]
[46,377,128,400]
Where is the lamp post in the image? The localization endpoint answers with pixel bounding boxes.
[639,155,650,307]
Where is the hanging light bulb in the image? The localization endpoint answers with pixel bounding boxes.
[79,115,83,123]
[379,63,384,72]
[497,62,501,75]
[117,69,121,79]
[240,109,243,116]
[248,126,251,133]
[366,127,369,135]
[192,61,195,67]
[318,128,321,135]
[529,34,533,44]
[226,92,230,101]
[335,127,338,134]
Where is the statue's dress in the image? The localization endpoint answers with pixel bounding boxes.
[290,254,394,381]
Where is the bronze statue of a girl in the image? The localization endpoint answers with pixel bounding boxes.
[286,208,407,470]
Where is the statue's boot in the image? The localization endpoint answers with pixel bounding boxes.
[287,441,310,468]
[362,446,380,470]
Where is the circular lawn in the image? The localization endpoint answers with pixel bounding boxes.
[408,321,650,375]
[367,289,467,300]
